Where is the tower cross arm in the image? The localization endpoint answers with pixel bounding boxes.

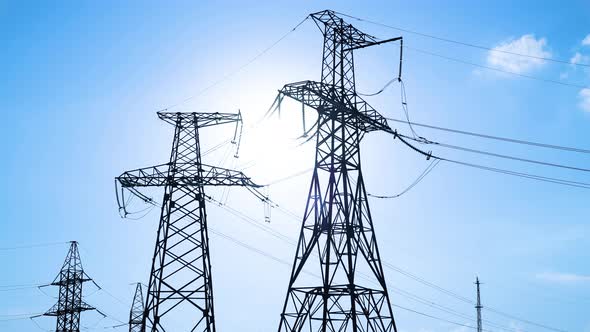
[117,163,261,188]
[157,111,242,128]
[310,10,378,48]
[44,301,96,316]
[278,80,394,134]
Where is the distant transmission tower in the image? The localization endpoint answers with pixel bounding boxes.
[129,283,145,332]
[272,10,403,331]
[116,111,264,332]
[43,241,96,332]
[475,277,483,332]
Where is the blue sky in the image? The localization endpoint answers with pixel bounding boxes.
[1,1,589,331]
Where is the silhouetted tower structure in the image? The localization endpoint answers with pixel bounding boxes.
[273,10,403,332]
[129,283,145,332]
[475,277,483,332]
[116,111,262,332]
[43,241,96,332]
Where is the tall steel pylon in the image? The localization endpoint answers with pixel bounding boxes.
[475,277,483,332]
[129,283,145,332]
[272,9,403,332]
[43,241,96,332]
[116,111,263,332]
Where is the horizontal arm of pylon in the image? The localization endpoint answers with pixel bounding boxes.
[278,80,393,134]
[157,111,241,128]
[117,163,261,188]
[44,301,95,316]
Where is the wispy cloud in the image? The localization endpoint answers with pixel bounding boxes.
[487,34,551,74]
[536,272,590,283]
[583,34,590,46]
[579,88,590,112]
[509,322,525,332]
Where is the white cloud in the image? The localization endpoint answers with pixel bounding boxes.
[583,34,590,46]
[579,88,590,112]
[487,34,551,74]
[536,271,590,282]
[570,52,590,65]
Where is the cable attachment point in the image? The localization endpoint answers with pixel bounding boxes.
[263,187,271,223]
[233,109,244,158]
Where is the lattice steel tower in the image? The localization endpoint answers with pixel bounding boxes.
[116,111,261,332]
[129,283,145,332]
[273,10,402,332]
[475,277,483,332]
[43,241,96,332]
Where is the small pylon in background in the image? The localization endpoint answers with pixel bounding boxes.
[129,283,145,332]
[43,241,96,332]
[475,277,483,332]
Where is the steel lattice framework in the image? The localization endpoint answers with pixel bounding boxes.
[475,277,483,332]
[44,241,96,332]
[275,10,401,331]
[116,111,261,332]
[129,283,145,332]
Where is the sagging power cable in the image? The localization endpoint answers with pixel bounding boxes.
[357,37,404,97]
[368,159,439,199]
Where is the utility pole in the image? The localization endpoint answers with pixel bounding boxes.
[43,241,96,332]
[116,111,264,332]
[272,9,403,331]
[475,277,483,332]
[129,283,144,332]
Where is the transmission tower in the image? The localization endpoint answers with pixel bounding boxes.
[129,283,145,332]
[475,277,483,332]
[116,111,264,332]
[272,9,403,331]
[43,241,96,332]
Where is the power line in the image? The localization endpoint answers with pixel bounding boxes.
[398,133,590,173]
[0,241,68,251]
[206,196,296,245]
[392,303,495,332]
[386,283,524,332]
[391,131,590,190]
[212,198,555,332]
[0,314,43,322]
[368,159,439,198]
[0,284,42,292]
[404,46,589,89]
[333,11,590,68]
[445,158,590,189]
[208,205,517,332]
[358,76,398,96]
[484,307,566,332]
[386,118,590,154]
[381,261,474,304]
[159,15,310,111]
[208,191,567,332]
[262,167,313,186]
